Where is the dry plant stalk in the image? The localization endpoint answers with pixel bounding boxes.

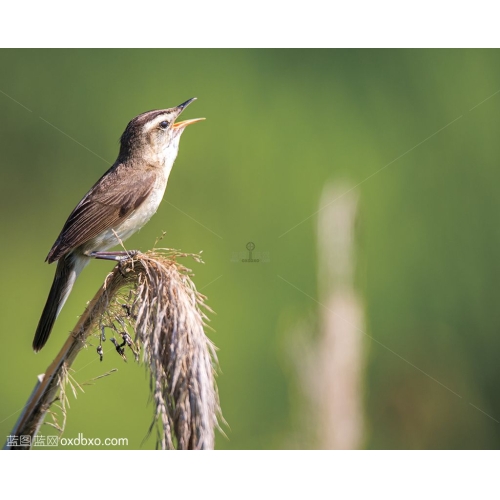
[287,182,364,449]
[6,250,221,450]
[314,183,364,449]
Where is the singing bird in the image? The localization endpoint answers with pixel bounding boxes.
[33,98,204,352]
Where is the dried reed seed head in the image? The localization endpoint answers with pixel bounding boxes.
[92,250,221,450]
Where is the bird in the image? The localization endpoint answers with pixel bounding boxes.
[32,98,204,352]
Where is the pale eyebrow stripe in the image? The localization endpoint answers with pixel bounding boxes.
[143,113,171,133]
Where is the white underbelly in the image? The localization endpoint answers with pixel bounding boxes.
[82,181,167,253]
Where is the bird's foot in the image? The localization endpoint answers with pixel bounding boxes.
[90,250,140,277]
[89,250,140,262]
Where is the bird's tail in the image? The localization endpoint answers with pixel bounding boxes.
[33,253,89,352]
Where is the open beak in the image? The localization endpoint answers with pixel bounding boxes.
[173,97,205,129]
[173,117,205,129]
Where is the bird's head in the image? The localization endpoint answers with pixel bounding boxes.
[119,98,204,166]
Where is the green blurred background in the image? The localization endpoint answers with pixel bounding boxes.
[1,49,499,449]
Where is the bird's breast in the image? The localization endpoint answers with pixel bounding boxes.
[83,173,168,253]
[115,183,166,239]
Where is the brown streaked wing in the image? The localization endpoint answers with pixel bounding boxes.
[46,164,157,263]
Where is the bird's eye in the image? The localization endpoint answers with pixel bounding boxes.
[159,121,169,129]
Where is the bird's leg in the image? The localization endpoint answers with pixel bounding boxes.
[89,250,140,262]
[89,250,140,277]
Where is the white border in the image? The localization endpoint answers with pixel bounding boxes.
[1,2,498,48]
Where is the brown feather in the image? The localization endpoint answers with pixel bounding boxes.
[33,255,76,351]
[46,163,157,263]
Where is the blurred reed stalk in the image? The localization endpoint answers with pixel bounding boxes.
[5,250,221,450]
[314,182,365,449]
[292,182,365,449]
